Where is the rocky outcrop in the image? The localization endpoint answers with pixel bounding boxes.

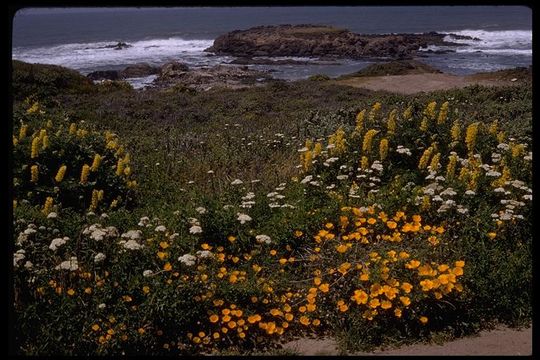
[205,24,477,59]
[87,63,159,81]
[158,61,190,79]
[154,63,272,90]
[119,63,159,78]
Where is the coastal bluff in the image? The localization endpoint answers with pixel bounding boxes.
[205,24,476,59]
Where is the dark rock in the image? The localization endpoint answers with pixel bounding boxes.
[159,61,190,79]
[205,24,477,60]
[119,63,159,78]
[154,64,272,91]
[87,70,120,81]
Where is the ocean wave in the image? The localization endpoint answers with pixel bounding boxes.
[440,29,532,55]
[12,37,216,72]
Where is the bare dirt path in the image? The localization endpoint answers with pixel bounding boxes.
[282,325,532,356]
[332,73,521,94]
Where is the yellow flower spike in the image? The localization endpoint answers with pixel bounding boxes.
[437,101,449,124]
[115,159,125,177]
[19,124,28,140]
[379,138,389,160]
[41,135,49,150]
[368,102,382,123]
[69,123,77,135]
[42,197,53,215]
[30,137,40,159]
[465,122,480,153]
[424,101,437,120]
[419,117,429,132]
[362,129,379,154]
[80,164,90,184]
[30,165,39,183]
[91,154,102,172]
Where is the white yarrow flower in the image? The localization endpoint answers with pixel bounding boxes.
[178,254,197,266]
[94,252,106,263]
[255,234,272,244]
[189,225,203,234]
[231,179,243,185]
[195,206,207,214]
[237,213,252,224]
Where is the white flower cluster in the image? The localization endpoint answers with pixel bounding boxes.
[49,237,69,251]
[255,234,272,244]
[13,249,26,268]
[396,145,412,156]
[122,230,142,240]
[195,206,207,214]
[16,224,37,246]
[237,213,252,224]
[178,254,197,266]
[94,253,106,263]
[83,224,119,241]
[323,157,339,167]
[55,256,79,271]
[231,179,244,185]
[241,192,256,208]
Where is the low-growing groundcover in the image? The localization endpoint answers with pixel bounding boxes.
[12,81,531,355]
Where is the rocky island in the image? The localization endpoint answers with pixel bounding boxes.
[205,24,476,59]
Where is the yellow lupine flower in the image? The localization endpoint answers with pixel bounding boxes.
[465,122,480,153]
[91,154,102,172]
[437,101,449,124]
[80,164,90,184]
[362,129,379,153]
[115,159,125,177]
[379,138,389,161]
[90,189,100,211]
[368,102,382,122]
[30,165,39,183]
[417,146,433,170]
[69,123,77,135]
[360,156,369,170]
[488,119,498,135]
[429,153,441,171]
[355,109,366,131]
[31,137,40,158]
[424,101,437,120]
[419,117,429,132]
[387,109,397,134]
[402,105,412,120]
[451,120,461,142]
[446,153,458,179]
[42,196,53,215]
[41,135,49,150]
[19,124,28,140]
[313,142,322,157]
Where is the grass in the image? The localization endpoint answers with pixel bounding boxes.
[336,60,442,79]
[11,61,532,355]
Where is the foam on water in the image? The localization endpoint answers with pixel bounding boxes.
[420,30,533,56]
[12,37,216,73]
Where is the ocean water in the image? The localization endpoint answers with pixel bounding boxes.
[12,7,532,88]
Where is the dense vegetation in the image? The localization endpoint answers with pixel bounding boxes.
[11,61,532,355]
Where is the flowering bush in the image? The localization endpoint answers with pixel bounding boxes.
[13,98,531,355]
[13,101,137,215]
